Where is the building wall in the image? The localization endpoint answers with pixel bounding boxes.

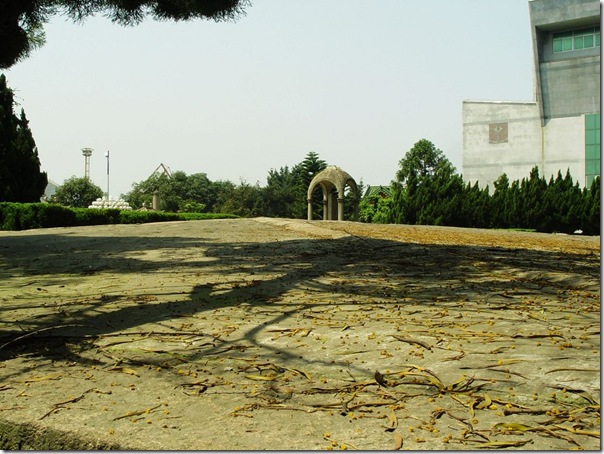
[462,101,542,186]
[542,116,585,181]
[529,0,599,27]
[462,0,600,188]
[539,53,600,120]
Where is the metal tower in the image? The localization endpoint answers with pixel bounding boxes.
[82,148,93,179]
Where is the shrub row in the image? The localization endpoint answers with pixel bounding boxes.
[0,203,238,231]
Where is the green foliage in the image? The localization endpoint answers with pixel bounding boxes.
[486,166,598,234]
[263,166,300,218]
[0,203,76,230]
[359,189,392,224]
[125,174,161,209]
[298,151,328,219]
[0,74,48,202]
[581,176,600,235]
[457,181,490,228]
[395,139,455,187]
[262,152,330,220]
[382,139,599,235]
[177,212,238,221]
[72,208,121,225]
[126,171,223,213]
[0,202,238,231]
[51,176,104,208]
[491,174,511,228]
[300,151,328,186]
[342,179,363,221]
[208,180,237,213]
[215,181,264,217]
[390,139,458,225]
[1,0,249,69]
[180,200,206,213]
[125,151,330,220]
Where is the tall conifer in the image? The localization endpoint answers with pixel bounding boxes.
[0,74,47,202]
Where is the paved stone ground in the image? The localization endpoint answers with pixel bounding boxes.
[0,218,600,450]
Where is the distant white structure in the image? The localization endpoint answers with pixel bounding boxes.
[89,197,132,210]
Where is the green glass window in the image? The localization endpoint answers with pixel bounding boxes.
[574,36,584,49]
[562,37,573,51]
[554,27,600,53]
[586,160,599,174]
[586,114,598,129]
[585,113,600,186]
[586,145,599,160]
[586,129,598,145]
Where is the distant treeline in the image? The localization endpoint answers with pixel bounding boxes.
[44,143,600,236]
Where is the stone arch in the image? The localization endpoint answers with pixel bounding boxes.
[307,165,359,221]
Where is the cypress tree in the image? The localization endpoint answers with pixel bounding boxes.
[402,171,419,224]
[388,180,407,224]
[0,74,47,202]
[491,174,510,228]
[297,151,327,219]
[582,177,600,235]
[391,139,456,226]
[564,180,583,233]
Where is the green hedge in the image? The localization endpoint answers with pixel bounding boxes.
[0,203,238,231]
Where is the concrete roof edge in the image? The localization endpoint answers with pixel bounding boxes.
[463,100,538,105]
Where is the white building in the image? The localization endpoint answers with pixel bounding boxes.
[463,0,600,188]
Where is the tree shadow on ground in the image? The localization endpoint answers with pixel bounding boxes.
[0,226,599,369]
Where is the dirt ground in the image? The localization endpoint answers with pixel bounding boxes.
[0,218,600,450]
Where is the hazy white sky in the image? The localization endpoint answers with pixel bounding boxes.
[6,0,534,198]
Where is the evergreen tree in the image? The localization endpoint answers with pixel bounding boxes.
[440,173,466,226]
[581,176,600,235]
[390,171,419,224]
[545,169,580,233]
[520,166,547,230]
[216,180,264,217]
[0,74,47,202]
[460,181,490,228]
[262,152,328,219]
[297,151,327,219]
[564,180,584,233]
[210,179,237,213]
[507,179,523,228]
[395,139,454,187]
[263,165,299,218]
[491,174,510,228]
[391,139,457,226]
[388,179,405,224]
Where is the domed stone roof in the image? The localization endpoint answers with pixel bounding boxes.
[307,165,359,221]
[307,166,358,199]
